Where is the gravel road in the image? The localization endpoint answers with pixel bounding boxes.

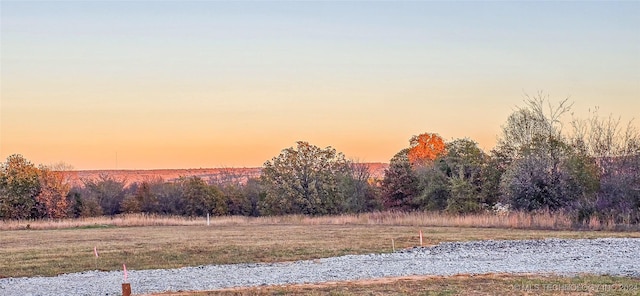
[1,238,638,296]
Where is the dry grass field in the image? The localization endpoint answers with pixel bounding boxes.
[2,213,639,295]
[2,214,640,279]
[150,274,640,296]
[1,211,635,231]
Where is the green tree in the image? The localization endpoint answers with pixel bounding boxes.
[83,174,126,216]
[496,94,597,212]
[220,183,252,216]
[380,149,419,211]
[499,137,578,211]
[242,178,264,217]
[481,148,511,207]
[65,185,102,217]
[180,176,226,216]
[413,165,449,211]
[136,180,160,213]
[437,138,488,212]
[340,162,380,213]
[210,169,254,216]
[260,141,351,215]
[155,182,184,215]
[120,194,141,214]
[0,154,41,219]
[439,139,486,183]
[446,173,482,214]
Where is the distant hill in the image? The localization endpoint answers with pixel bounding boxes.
[64,163,388,186]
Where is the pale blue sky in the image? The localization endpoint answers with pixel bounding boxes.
[2,1,639,169]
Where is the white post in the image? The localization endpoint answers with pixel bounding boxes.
[419,230,423,246]
[207,213,210,226]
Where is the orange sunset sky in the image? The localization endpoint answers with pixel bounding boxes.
[1,2,639,170]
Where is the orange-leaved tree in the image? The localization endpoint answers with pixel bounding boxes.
[407,133,446,166]
[37,165,72,219]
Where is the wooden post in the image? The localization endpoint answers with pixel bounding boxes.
[207,213,210,226]
[392,238,395,252]
[122,283,131,296]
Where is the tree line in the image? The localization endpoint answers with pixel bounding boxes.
[1,94,639,224]
[0,151,375,220]
[381,95,640,225]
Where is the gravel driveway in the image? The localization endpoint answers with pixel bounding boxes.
[1,238,638,296]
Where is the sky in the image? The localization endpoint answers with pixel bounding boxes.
[1,1,639,170]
